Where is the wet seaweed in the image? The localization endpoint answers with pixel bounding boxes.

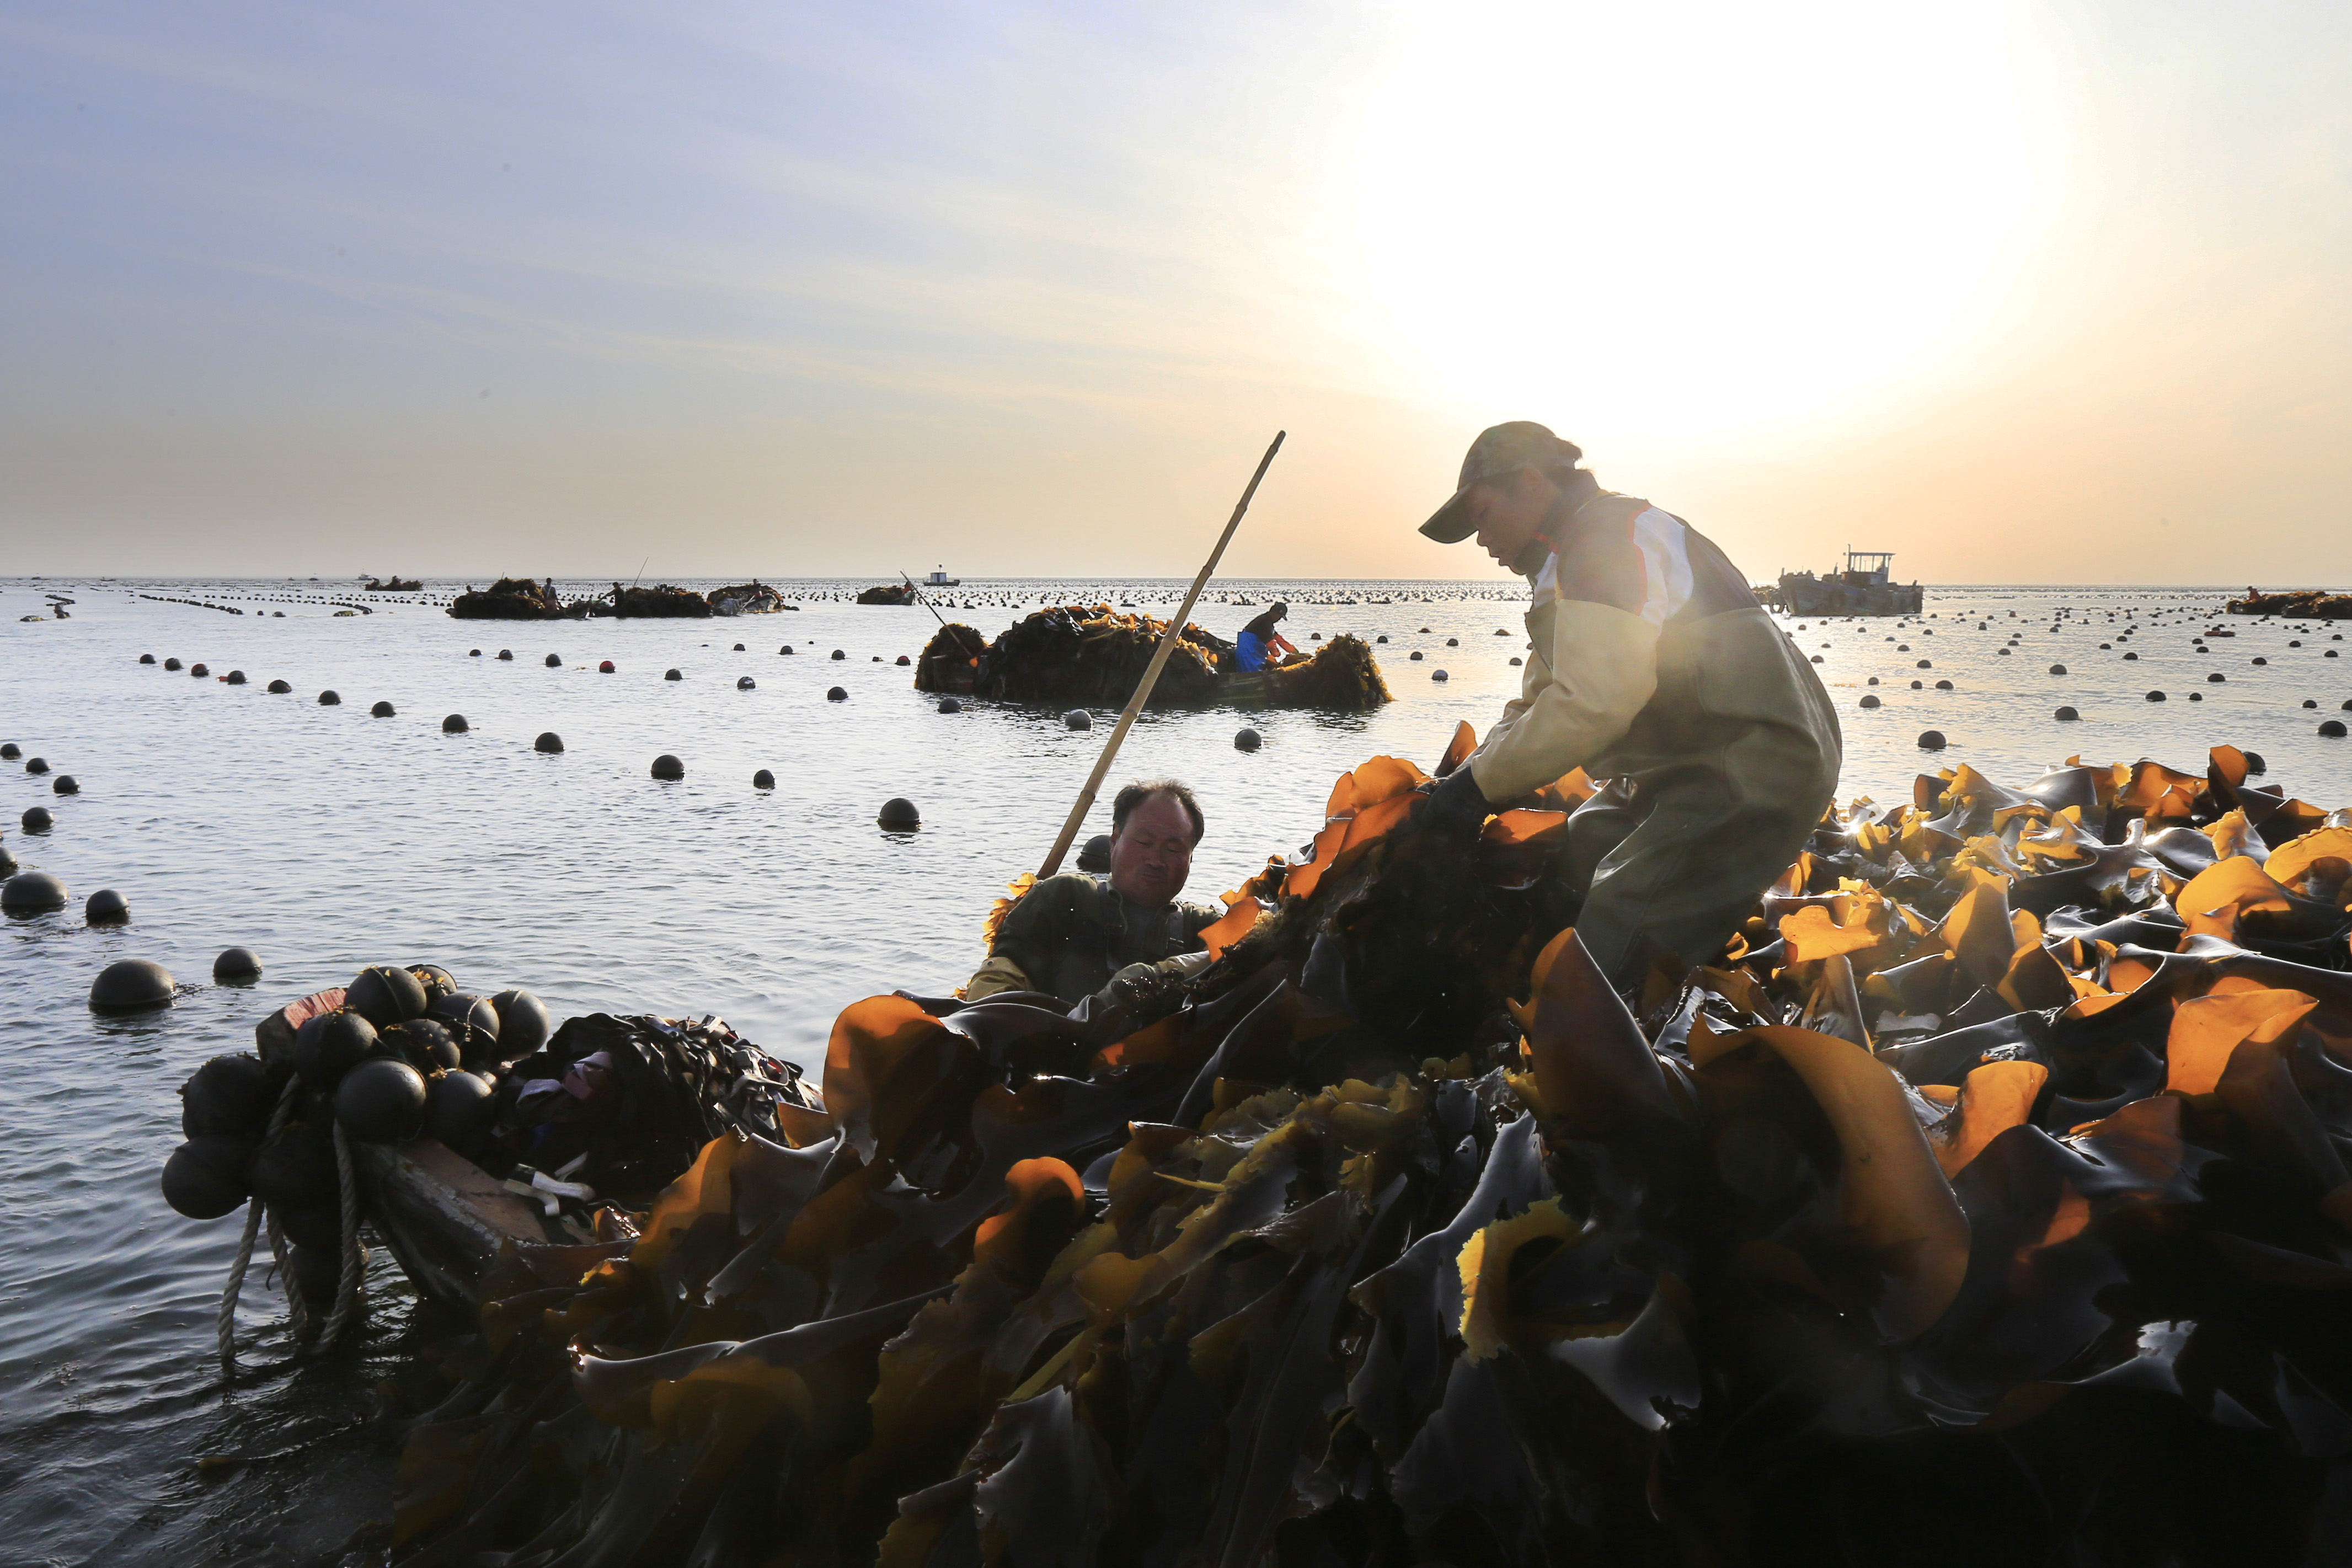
[393,741,2352,1566]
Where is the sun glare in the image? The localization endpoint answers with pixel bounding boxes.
[1354,0,2035,432]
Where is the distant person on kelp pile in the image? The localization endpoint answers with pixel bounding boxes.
[1234,601,1298,671]
[965,780,1221,1021]
[1413,421,1842,994]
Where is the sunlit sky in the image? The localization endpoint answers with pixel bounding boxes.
[2,1,2345,582]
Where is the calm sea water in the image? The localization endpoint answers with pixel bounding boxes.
[3,574,2349,1564]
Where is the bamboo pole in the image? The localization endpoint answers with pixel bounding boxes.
[1036,431,1285,878]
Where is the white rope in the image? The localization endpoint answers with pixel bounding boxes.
[316,1119,363,1350]
[216,1074,304,1371]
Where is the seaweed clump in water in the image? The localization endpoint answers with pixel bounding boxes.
[392,735,2352,1566]
[912,606,1388,711]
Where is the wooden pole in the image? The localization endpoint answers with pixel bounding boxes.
[1036,431,1285,879]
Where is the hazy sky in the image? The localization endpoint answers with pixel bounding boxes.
[3,1,2345,582]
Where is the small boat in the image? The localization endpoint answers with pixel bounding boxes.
[925,566,961,587]
[1772,550,1923,617]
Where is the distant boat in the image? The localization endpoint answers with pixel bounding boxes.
[1772,550,1922,617]
[925,566,961,587]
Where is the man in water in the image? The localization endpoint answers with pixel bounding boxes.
[1234,601,1299,672]
[965,780,1222,1022]
[1415,421,1841,993]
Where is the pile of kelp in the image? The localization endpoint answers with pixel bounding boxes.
[2230,589,2352,620]
[858,584,919,606]
[912,606,1389,710]
[391,735,2352,1566]
[449,577,569,620]
[161,964,820,1313]
[605,584,713,619]
[368,576,425,592]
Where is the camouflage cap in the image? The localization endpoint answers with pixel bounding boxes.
[1419,421,1585,543]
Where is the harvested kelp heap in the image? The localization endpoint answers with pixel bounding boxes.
[2230,588,2352,619]
[912,605,1388,710]
[606,584,713,618]
[859,584,918,605]
[393,737,2352,1566]
[448,577,565,620]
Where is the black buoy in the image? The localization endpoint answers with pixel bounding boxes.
[162,1136,254,1219]
[877,797,921,830]
[425,1069,497,1149]
[827,686,848,701]
[381,1018,462,1073]
[489,988,550,1056]
[1859,694,1880,709]
[1446,638,1458,646]
[534,731,564,753]
[937,697,961,713]
[2305,700,2318,709]
[737,676,756,689]
[371,699,395,716]
[2206,673,2224,683]
[2048,663,2067,675]
[2244,750,2268,773]
[25,756,49,774]
[139,654,156,665]
[2253,656,2268,666]
[84,887,128,923]
[753,768,776,789]
[665,668,682,680]
[213,946,264,982]
[267,679,291,694]
[319,689,341,705]
[780,645,794,655]
[470,649,482,656]
[2123,651,2138,661]
[442,713,468,733]
[346,964,428,1027]
[3,870,66,912]
[651,753,685,780]
[0,744,14,759]
[190,663,209,677]
[2055,705,2080,721]
[546,653,562,667]
[226,670,247,685]
[1917,730,1948,750]
[1431,669,1448,681]
[46,769,82,795]
[831,649,846,660]
[1077,833,1113,872]
[498,649,514,660]
[293,1008,381,1089]
[249,1121,334,1213]
[1867,677,1880,686]
[164,658,183,671]
[1376,634,1388,643]
[2323,720,2349,738]
[2146,691,2166,702]
[1064,709,1091,730]
[179,1054,276,1141]
[1235,727,1262,751]
[733,643,746,652]
[1409,650,1424,660]
[89,957,174,1010]
[336,1057,428,1143]
[1933,680,1952,691]
[0,848,15,879]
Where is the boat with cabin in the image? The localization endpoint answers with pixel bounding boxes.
[1773,549,1923,617]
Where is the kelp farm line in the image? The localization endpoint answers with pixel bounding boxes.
[387,734,2352,1566]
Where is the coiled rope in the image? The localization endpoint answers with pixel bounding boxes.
[216,1077,365,1371]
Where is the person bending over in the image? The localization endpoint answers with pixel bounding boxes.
[1234,602,1300,672]
[965,780,1222,1025]
[1415,421,1842,993]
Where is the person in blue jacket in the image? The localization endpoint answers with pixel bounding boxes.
[1234,602,1298,672]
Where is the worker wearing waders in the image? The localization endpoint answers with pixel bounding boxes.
[1416,422,1842,993]
[965,780,1223,1029]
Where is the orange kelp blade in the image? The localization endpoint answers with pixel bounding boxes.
[1524,928,1682,1139]
[1435,721,1477,779]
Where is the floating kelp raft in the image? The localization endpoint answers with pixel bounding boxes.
[2230,588,2352,620]
[376,734,2352,1565]
[913,604,1391,710]
[859,584,920,605]
[448,577,569,620]
[601,584,714,618]
[367,576,425,592]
